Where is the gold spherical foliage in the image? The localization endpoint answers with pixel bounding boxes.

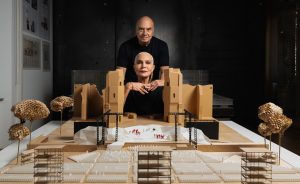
[11,104,21,120]
[267,113,290,134]
[11,99,50,121]
[8,123,30,141]
[257,102,293,136]
[258,102,283,122]
[279,115,293,134]
[50,100,63,112]
[50,96,74,112]
[258,122,272,137]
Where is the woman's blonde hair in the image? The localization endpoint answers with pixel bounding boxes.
[134,52,154,64]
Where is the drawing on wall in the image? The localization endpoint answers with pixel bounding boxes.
[31,0,37,10]
[23,0,50,39]
[23,35,41,69]
[38,0,50,39]
[23,0,38,35]
[42,42,50,71]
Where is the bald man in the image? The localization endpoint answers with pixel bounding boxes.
[117,16,169,91]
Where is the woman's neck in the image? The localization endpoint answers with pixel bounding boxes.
[137,76,150,84]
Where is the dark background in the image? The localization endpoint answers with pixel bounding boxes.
[53,0,300,135]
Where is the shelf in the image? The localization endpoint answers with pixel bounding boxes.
[138,171,171,178]
[34,172,63,177]
[138,155,171,160]
[241,166,270,171]
[34,164,63,168]
[137,180,171,184]
[241,182,271,184]
[34,155,62,159]
[34,179,63,184]
[242,157,270,162]
[21,158,34,162]
[138,164,171,169]
[242,173,271,179]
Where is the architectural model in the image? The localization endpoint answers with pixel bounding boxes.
[1,69,300,184]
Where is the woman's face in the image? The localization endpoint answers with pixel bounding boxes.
[134,53,155,79]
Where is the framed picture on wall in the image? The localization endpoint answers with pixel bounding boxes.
[42,41,50,71]
[23,35,41,69]
[23,0,38,36]
[38,0,50,40]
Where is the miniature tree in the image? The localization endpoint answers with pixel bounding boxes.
[8,123,30,164]
[258,102,293,164]
[258,122,272,147]
[50,96,74,135]
[11,99,50,143]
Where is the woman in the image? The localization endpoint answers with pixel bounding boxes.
[124,52,164,115]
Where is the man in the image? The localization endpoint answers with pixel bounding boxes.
[117,16,169,91]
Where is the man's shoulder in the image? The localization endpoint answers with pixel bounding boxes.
[152,36,168,46]
[121,37,138,47]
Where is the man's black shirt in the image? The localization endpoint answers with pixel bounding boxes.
[117,36,169,83]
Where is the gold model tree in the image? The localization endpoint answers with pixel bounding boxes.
[50,96,74,135]
[8,123,30,164]
[258,102,293,163]
[11,99,50,144]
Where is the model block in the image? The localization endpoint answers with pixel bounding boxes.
[164,68,182,86]
[163,68,184,124]
[108,86,124,104]
[196,84,213,120]
[183,84,213,120]
[73,84,83,117]
[165,103,184,124]
[73,83,102,120]
[182,84,197,113]
[21,149,34,165]
[106,68,124,86]
[103,69,124,124]
[102,89,109,112]
[81,83,89,120]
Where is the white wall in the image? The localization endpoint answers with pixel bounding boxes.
[0,0,16,148]
[22,69,53,130]
[21,0,53,132]
[0,0,53,148]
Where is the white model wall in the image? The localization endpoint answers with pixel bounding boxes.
[0,0,16,148]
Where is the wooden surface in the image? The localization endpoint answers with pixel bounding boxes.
[28,118,261,152]
[1,118,299,184]
[74,117,252,143]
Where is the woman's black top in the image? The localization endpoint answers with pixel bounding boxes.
[124,86,164,115]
